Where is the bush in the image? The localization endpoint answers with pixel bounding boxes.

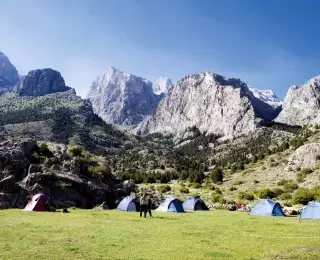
[211,191,226,204]
[68,146,84,157]
[296,172,307,183]
[204,183,215,191]
[156,184,171,193]
[210,167,223,183]
[279,193,292,200]
[189,183,201,189]
[255,188,276,199]
[253,180,259,184]
[300,167,313,175]
[88,165,111,180]
[271,188,284,197]
[229,186,237,191]
[38,143,53,158]
[237,191,254,201]
[232,180,244,186]
[179,186,189,194]
[292,188,315,205]
[283,182,299,192]
[277,179,290,186]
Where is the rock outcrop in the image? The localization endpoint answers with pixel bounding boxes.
[140,72,279,137]
[0,51,19,91]
[153,76,173,95]
[0,139,135,209]
[16,68,71,97]
[287,143,320,169]
[276,76,320,126]
[87,67,162,127]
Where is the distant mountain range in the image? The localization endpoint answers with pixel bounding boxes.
[0,49,319,142]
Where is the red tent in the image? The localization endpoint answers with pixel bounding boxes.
[24,193,48,211]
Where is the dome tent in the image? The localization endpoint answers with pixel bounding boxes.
[24,193,48,212]
[250,199,285,217]
[183,197,209,211]
[116,196,139,212]
[156,197,185,213]
[300,201,320,219]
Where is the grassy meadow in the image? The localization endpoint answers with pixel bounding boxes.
[0,209,319,260]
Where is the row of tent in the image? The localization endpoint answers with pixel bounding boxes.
[117,196,320,219]
[23,194,320,219]
[117,196,208,213]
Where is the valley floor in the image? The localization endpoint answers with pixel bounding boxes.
[0,210,320,260]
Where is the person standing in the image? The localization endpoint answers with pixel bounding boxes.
[139,189,152,218]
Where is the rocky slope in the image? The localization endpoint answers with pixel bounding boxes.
[0,69,128,152]
[0,51,19,92]
[16,68,71,97]
[140,72,280,138]
[276,75,320,126]
[87,67,162,127]
[153,76,173,95]
[249,88,282,108]
[0,139,138,209]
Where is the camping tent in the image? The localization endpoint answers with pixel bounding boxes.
[183,197,209,211]
[250,199,285,216]
[24,193,48,212]
[300,201,320,219]
[156,197,185,213]
[116,196,139,211]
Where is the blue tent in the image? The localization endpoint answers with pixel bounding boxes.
[183,197,209,211]
[116,196,138,212]
[250,199,285,216]
[300,201,320,219]
[156,197,185,213]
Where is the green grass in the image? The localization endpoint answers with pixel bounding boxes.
[1,210,320,260]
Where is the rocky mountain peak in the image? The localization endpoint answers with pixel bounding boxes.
[249,87,282,108]
[16,68,71,97]
[87,67,162,127]
[0,51,19,90]
[153,76,173,95]
[139,71,279,138]
[275,75,320,126]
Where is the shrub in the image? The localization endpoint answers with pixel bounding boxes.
[156,184,171,193]
[189,183,201,189]
[211,191,226,204]
[283,182,299,192]
[271,188,284,197]
[38,143,53,158]
[279,193,292,200]
[292,188,315,205]
[68,146,84,157]
[255,188,276,199]
[179,186,189,194]
[204,183,215,191]
[296,172,307,183]
[300,167,313,175]
[210,167,223,183]
[232,180,244,186]
[253,180,259,184]
[88,165,111,180]
[277,179,290,186]
[229,186,237,191]
[238,191,254,201]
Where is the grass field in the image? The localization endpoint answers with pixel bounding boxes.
[0,209,319,260]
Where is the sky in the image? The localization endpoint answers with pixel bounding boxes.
[1,0,320,99]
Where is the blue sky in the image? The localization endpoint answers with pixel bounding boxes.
[1,0,320,98]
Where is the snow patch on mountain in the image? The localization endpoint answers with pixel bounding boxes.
[249,87,282,108]
[153,76,173,95]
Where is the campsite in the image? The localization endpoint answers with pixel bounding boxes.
[1,209,320,260]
